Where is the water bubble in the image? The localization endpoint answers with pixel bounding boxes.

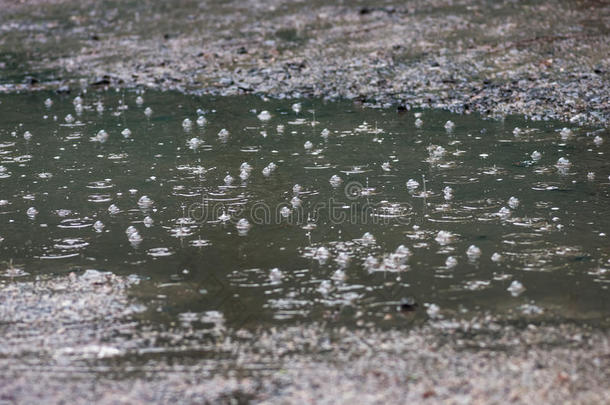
[143,216,154,227]
[277,124,285,133]
[406,179,419,190]
[318,280,332,295]
[135,96,144,105]
[188,137,202,149]
[93,220,104,232]
[314,246,330,262]
[128,230,143,245]
[23,131,32,141]
[144,107,153,117]
[239,170,250,180]
[329,175,342,187]
[428,145,446,159]
[280,206,291,218]
[269,268,283,283]
[304,141,313,150]
[240,162,252,172]
[236,218,251,234]
[291,103,302,114]
[531,151,542,160]
[196,116,207,126]
[335,252,350,267]
[96,102,104,113]
[414,118,423,128]
[381,162,391,171]
[182,118,193,130]
[559,127,573,138]
[125,225,138,237]
[513,127,522,136]
[466,245,482,259]
[443,186,453,200]
[257,110,271,121]
[445,256,458,268]
[73,96,83,106]
[444,120,455,131]
[218,128,229,138]
[593,135,603,146]
[121,128,132,138]
[137,195,154,208]
[497,206,511,219]
[44,98,53,108]
[507,280,525,296]
[556,157,571,168]
[508,196,520,209]
[292,184,302,194]
[331,269,346,281]
[491,252,502,262]
[290,196,301,208]
[224,174,234,185]
[26,207,38,218]
[108,204,120,214]
[426,303,441,318]
[587,172,595,181]
[435,231,454,245]
[361,232,376,245]
[75,103,83,115]
[95,129,109,143]
[321,128,330,137]
[65,114,75,123]
[262,166,271,177]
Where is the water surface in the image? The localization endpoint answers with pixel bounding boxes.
[0,90,608,330]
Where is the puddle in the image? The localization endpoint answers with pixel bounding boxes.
[0,90,608,329]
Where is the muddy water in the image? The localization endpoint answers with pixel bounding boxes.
[0,90,608,329]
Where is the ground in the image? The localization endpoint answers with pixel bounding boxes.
[0,0,609,403]
[0,0,608,124]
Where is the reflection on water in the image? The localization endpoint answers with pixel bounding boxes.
[0,90,608,328]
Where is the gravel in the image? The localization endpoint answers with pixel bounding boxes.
[0,0,608,125]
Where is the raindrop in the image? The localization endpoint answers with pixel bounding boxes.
[292,184,302,194]
[445,256,457,268]
[65,114,75,123]
[44,98,53,108]
[23,131,32,141]
[559,127,573,138]
[444,120,455,131]
[121,128,132,138]
[321,128,330,137]
[218,211,230,222]
[143,216,154,227]
[108,204,120,214]
[135,96,144,105]
[414,118,423,128]
[291,103,302,114]
[218,128,229,138]
[381,162,391,171]
[593,135,603,146]
[508,196,520,209]
[182,118,193,130]
[144,107,153,117]
[224,174,234,186]
[196,116,207,126]
[427,303,440,318]
[435,231,453,245]
[336,252,350,267]
[304,141,313,150]
[587,172,595,181]
[188,137,202,149]
[332,269,346,281]
[531,151,541,160]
